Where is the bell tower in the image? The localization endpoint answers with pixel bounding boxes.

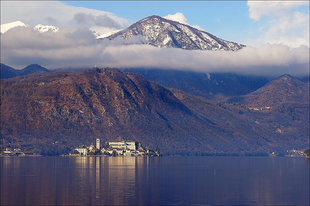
[96,138,100,150]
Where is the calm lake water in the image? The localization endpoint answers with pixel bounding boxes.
[1,156,309,205]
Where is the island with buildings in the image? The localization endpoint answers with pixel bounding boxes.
[70,139,160,157]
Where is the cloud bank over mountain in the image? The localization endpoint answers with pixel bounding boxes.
[1,1,128,35]
[1,26,308,77]
[1,1,308,77]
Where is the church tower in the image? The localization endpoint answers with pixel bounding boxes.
[96,138,100,150]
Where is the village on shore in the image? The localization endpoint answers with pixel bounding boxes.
[70,139,161,157]
[0,139,160,157]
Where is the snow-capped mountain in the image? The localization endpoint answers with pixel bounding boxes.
[1,21,59,34]
[106,15,245,51]
[1,21,28,34]
[1,21,114,39]
[34,24,59,33]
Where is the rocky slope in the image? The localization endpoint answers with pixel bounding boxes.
[106,15,245,51]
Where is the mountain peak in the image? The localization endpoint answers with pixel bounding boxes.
[106,15,245,51]
[21,64,50,75]
[243,74,308,107]
[272,73,304,85]
[141,15,162,20]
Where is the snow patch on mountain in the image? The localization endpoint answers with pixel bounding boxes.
[34,24,59,33]
[96,29,122,39]
[1,21,28,34]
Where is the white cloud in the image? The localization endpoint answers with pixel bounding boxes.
[247,1,308,21]
[99,44,309,77]
[1,27,308,77]
[164,12,189,24]
[164,12,203,30]
[246,1,309,48]
[1,1,128,35]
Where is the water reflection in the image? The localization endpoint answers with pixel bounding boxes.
[1,156,309,205]
[69,156,141,205]
[107,157,136,205]
[96,157,100,199]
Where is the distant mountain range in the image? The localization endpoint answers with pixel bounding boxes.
[1,63,308,100]
[1,63,50,79]
[106,15,245,51]
[1,67,308,156]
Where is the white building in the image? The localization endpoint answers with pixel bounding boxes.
[75,147,88,156]
[107,140,137,150]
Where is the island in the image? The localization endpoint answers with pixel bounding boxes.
[70,139,160,157]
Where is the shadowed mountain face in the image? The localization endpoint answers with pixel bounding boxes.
[1,68,309,155]
[0,63,17,79]
[1,63,50,79]
[124,69,271,100]
[106,15,245,51]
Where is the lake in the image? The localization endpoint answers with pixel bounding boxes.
[1,156,309,205]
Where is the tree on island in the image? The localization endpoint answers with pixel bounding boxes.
[304,149,310,158]
[112,150,117,157]
[94,149,102,155]
[155,146,161,156]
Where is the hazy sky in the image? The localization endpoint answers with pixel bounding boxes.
[1,1,309,76]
